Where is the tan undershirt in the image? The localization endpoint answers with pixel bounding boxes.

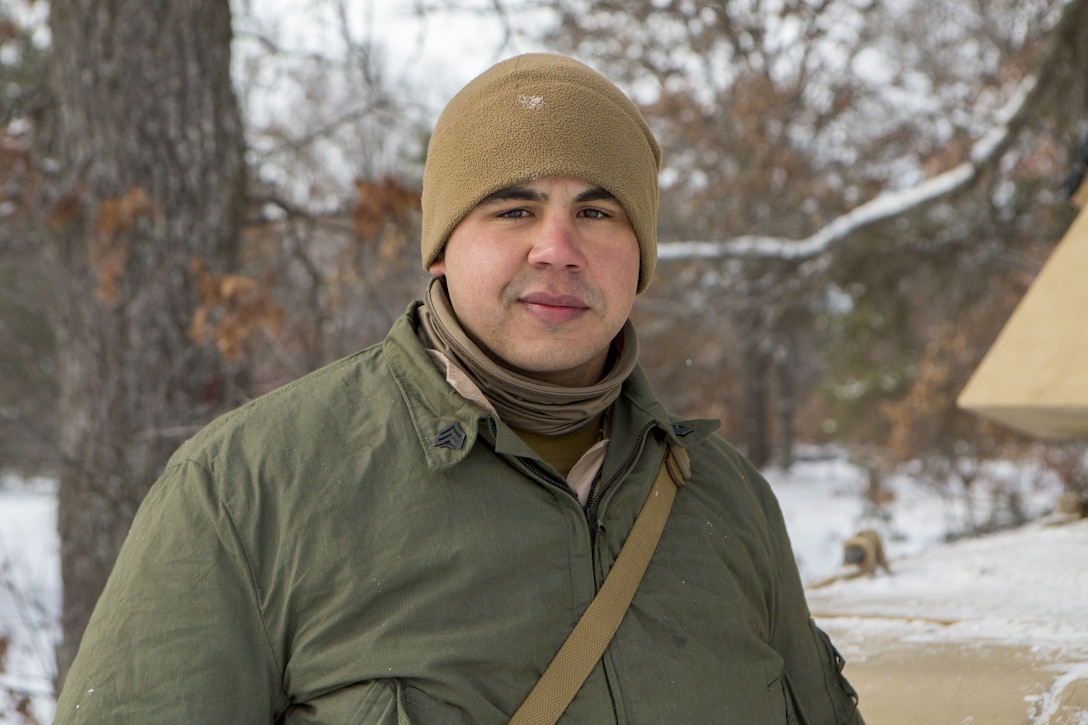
[513,424,607,505]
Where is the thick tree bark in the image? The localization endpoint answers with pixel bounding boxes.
[45,0,245,690]
[774,341,796,471]
[741,337,772,469]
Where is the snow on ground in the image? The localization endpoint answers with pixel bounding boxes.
[0,475,58,725]
[0,453,1083,723]
[805,519,1088,646]
[766,448,1066,585]
[771,453,1088,724]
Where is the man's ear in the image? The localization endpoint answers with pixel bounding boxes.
[428,257,446,277]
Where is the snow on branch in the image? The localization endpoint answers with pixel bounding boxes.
[658,0,1084,263]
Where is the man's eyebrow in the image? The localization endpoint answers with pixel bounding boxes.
[477,185,545,206]
[476,184,618,206]
[574,186,617,204]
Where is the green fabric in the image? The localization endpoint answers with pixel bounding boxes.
[55,303,863,724]
[512,424,600,479]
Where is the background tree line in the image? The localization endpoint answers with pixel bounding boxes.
[1,0,1087,698]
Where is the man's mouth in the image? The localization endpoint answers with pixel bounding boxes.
[520,292,589,323]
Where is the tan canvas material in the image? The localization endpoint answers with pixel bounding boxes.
[958,204,1088,437]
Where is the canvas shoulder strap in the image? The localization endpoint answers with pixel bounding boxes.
[508,445,691,725]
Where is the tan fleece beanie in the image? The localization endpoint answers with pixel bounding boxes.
[421,53,662,292]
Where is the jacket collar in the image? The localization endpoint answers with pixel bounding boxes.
[384,303,487,470]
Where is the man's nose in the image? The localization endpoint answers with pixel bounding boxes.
[526,214,586,270]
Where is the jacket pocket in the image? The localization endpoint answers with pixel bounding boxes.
[283,679,405,724]
[777,670,810,725]
[399,684,465,725]
[353,680,405,724]
[342,680,455,724]
[809,620,862,724]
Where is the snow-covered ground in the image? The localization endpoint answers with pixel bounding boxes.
[0,453,1083,724]
[0,475,58,725]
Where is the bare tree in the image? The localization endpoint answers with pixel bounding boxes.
[229,0,431,386]
[42,0,246,688]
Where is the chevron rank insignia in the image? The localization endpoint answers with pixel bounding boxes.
[434,421,467,450]
[672,422,695,437]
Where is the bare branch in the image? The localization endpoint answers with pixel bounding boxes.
[658,0,1088,263]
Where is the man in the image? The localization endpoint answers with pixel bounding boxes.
[55,54,864,723]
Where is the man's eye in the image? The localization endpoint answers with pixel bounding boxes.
[498,208,530,218]
[580,208,610,219]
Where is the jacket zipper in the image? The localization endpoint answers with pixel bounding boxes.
[521,456,581,502]
[519,453,623,724]
[588,419,656,725]
[494,413,599,534]
[516,419,660,539]
[483,419,573,494]
[583,420,657,533]
[512,418,658,725]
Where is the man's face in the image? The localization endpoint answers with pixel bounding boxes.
[429,176,640,387]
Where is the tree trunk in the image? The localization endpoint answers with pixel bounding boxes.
[44,0,245,691]
[742,335,772,469]
[774,338,795,471]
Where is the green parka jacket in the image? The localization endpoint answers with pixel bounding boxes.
[56,304,863,724]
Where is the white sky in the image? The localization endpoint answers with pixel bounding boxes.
[240,0,551,117]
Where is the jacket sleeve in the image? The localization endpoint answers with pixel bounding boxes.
[53,460,288,724]
[741,455,866,725]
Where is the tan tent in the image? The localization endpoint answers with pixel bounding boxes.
[957,197,1088,438]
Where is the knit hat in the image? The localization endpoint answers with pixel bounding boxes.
[421,53,662,293]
